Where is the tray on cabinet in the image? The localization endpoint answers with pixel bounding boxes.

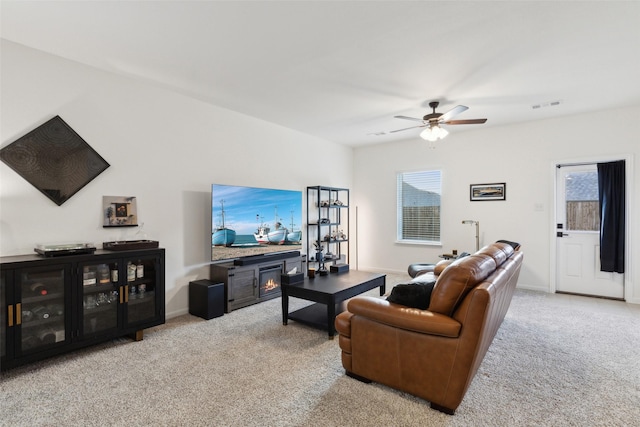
[102,240,159,251]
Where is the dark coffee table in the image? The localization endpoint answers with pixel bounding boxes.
[281,270,386,339]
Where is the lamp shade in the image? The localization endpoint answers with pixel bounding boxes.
[420,125,449,142]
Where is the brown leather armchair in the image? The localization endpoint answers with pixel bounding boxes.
[335,242,523,414]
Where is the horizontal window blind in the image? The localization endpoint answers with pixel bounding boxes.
[397,170,441,243]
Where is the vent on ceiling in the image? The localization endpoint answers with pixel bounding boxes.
[532,100,561,109]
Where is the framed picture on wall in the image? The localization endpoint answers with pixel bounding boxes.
[103,196,138,227]
[470,183,506,201]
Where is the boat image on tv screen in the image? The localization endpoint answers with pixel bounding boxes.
[211,184,303,261]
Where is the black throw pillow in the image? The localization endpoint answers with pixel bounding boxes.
[386,282,435,310]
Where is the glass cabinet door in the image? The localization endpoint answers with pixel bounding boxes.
[17,266,69,355]
[1,270,9,361]
[80,261,120,337]
[124,256,158,326]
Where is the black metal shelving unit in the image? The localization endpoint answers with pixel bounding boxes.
[306,186,349,270]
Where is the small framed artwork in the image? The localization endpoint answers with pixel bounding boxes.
[103,196,138,227]
[470,183,506,201]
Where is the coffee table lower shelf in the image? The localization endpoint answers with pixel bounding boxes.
[287,300,350,331]
[281,271,386,339]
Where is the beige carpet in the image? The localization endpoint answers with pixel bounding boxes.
[2,276,639,426]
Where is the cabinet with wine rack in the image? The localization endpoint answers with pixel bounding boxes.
[1,248,165,370]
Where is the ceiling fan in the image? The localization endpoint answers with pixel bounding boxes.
[391,101,487,141]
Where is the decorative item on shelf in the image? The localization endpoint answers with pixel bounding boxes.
[313,240,328,275]
[103,196,139,227]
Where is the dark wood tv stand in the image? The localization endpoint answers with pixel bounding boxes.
[210,252,303,313]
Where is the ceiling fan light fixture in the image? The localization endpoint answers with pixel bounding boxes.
[420,124,448,142]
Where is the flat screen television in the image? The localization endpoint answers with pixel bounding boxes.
[211,184,303,262]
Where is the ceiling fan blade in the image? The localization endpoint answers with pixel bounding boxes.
[443,119,488,125]
[389,124,427,133]
[438,105,468,122]
[394,115,424,122]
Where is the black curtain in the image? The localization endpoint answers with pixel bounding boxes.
[597,160,625,273]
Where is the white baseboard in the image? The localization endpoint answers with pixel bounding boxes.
[166,308,189,320]
[625,296,640,305]
[516,283,550,293]
[356,266,407,276]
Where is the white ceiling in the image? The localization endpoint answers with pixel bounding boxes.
[2,1,640,147]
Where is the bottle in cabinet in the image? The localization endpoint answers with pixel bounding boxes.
[31,305,51,320]
[136,260,144,278]
[111,263,118,282]
[127,261,136,282]
[30,282,48,296]
[97,264,110,284]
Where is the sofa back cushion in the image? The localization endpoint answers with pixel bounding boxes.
[478,241,514,266]
[428,252,497,316]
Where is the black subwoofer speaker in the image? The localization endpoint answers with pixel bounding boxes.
[189,280,224,320]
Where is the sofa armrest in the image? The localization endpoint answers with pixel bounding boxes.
[335,310,354,337]
[346,296,461,338]
[433,259,453,275]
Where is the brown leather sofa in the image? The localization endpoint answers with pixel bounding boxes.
[335,241,523,414]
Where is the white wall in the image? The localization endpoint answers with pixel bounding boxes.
[3,40,638,314]
[0,41,353,317]
[353,106,639,304]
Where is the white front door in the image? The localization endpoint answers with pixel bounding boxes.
[555,164,624,299]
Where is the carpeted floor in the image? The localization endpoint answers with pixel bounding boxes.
[2,275,639,426]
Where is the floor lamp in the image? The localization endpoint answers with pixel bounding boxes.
[462,220,480,252]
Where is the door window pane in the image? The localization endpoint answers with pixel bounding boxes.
[565,171,599,231]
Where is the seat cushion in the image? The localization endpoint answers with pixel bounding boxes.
[386,281,435,310]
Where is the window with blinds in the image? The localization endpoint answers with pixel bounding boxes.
[397,170,441,244]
